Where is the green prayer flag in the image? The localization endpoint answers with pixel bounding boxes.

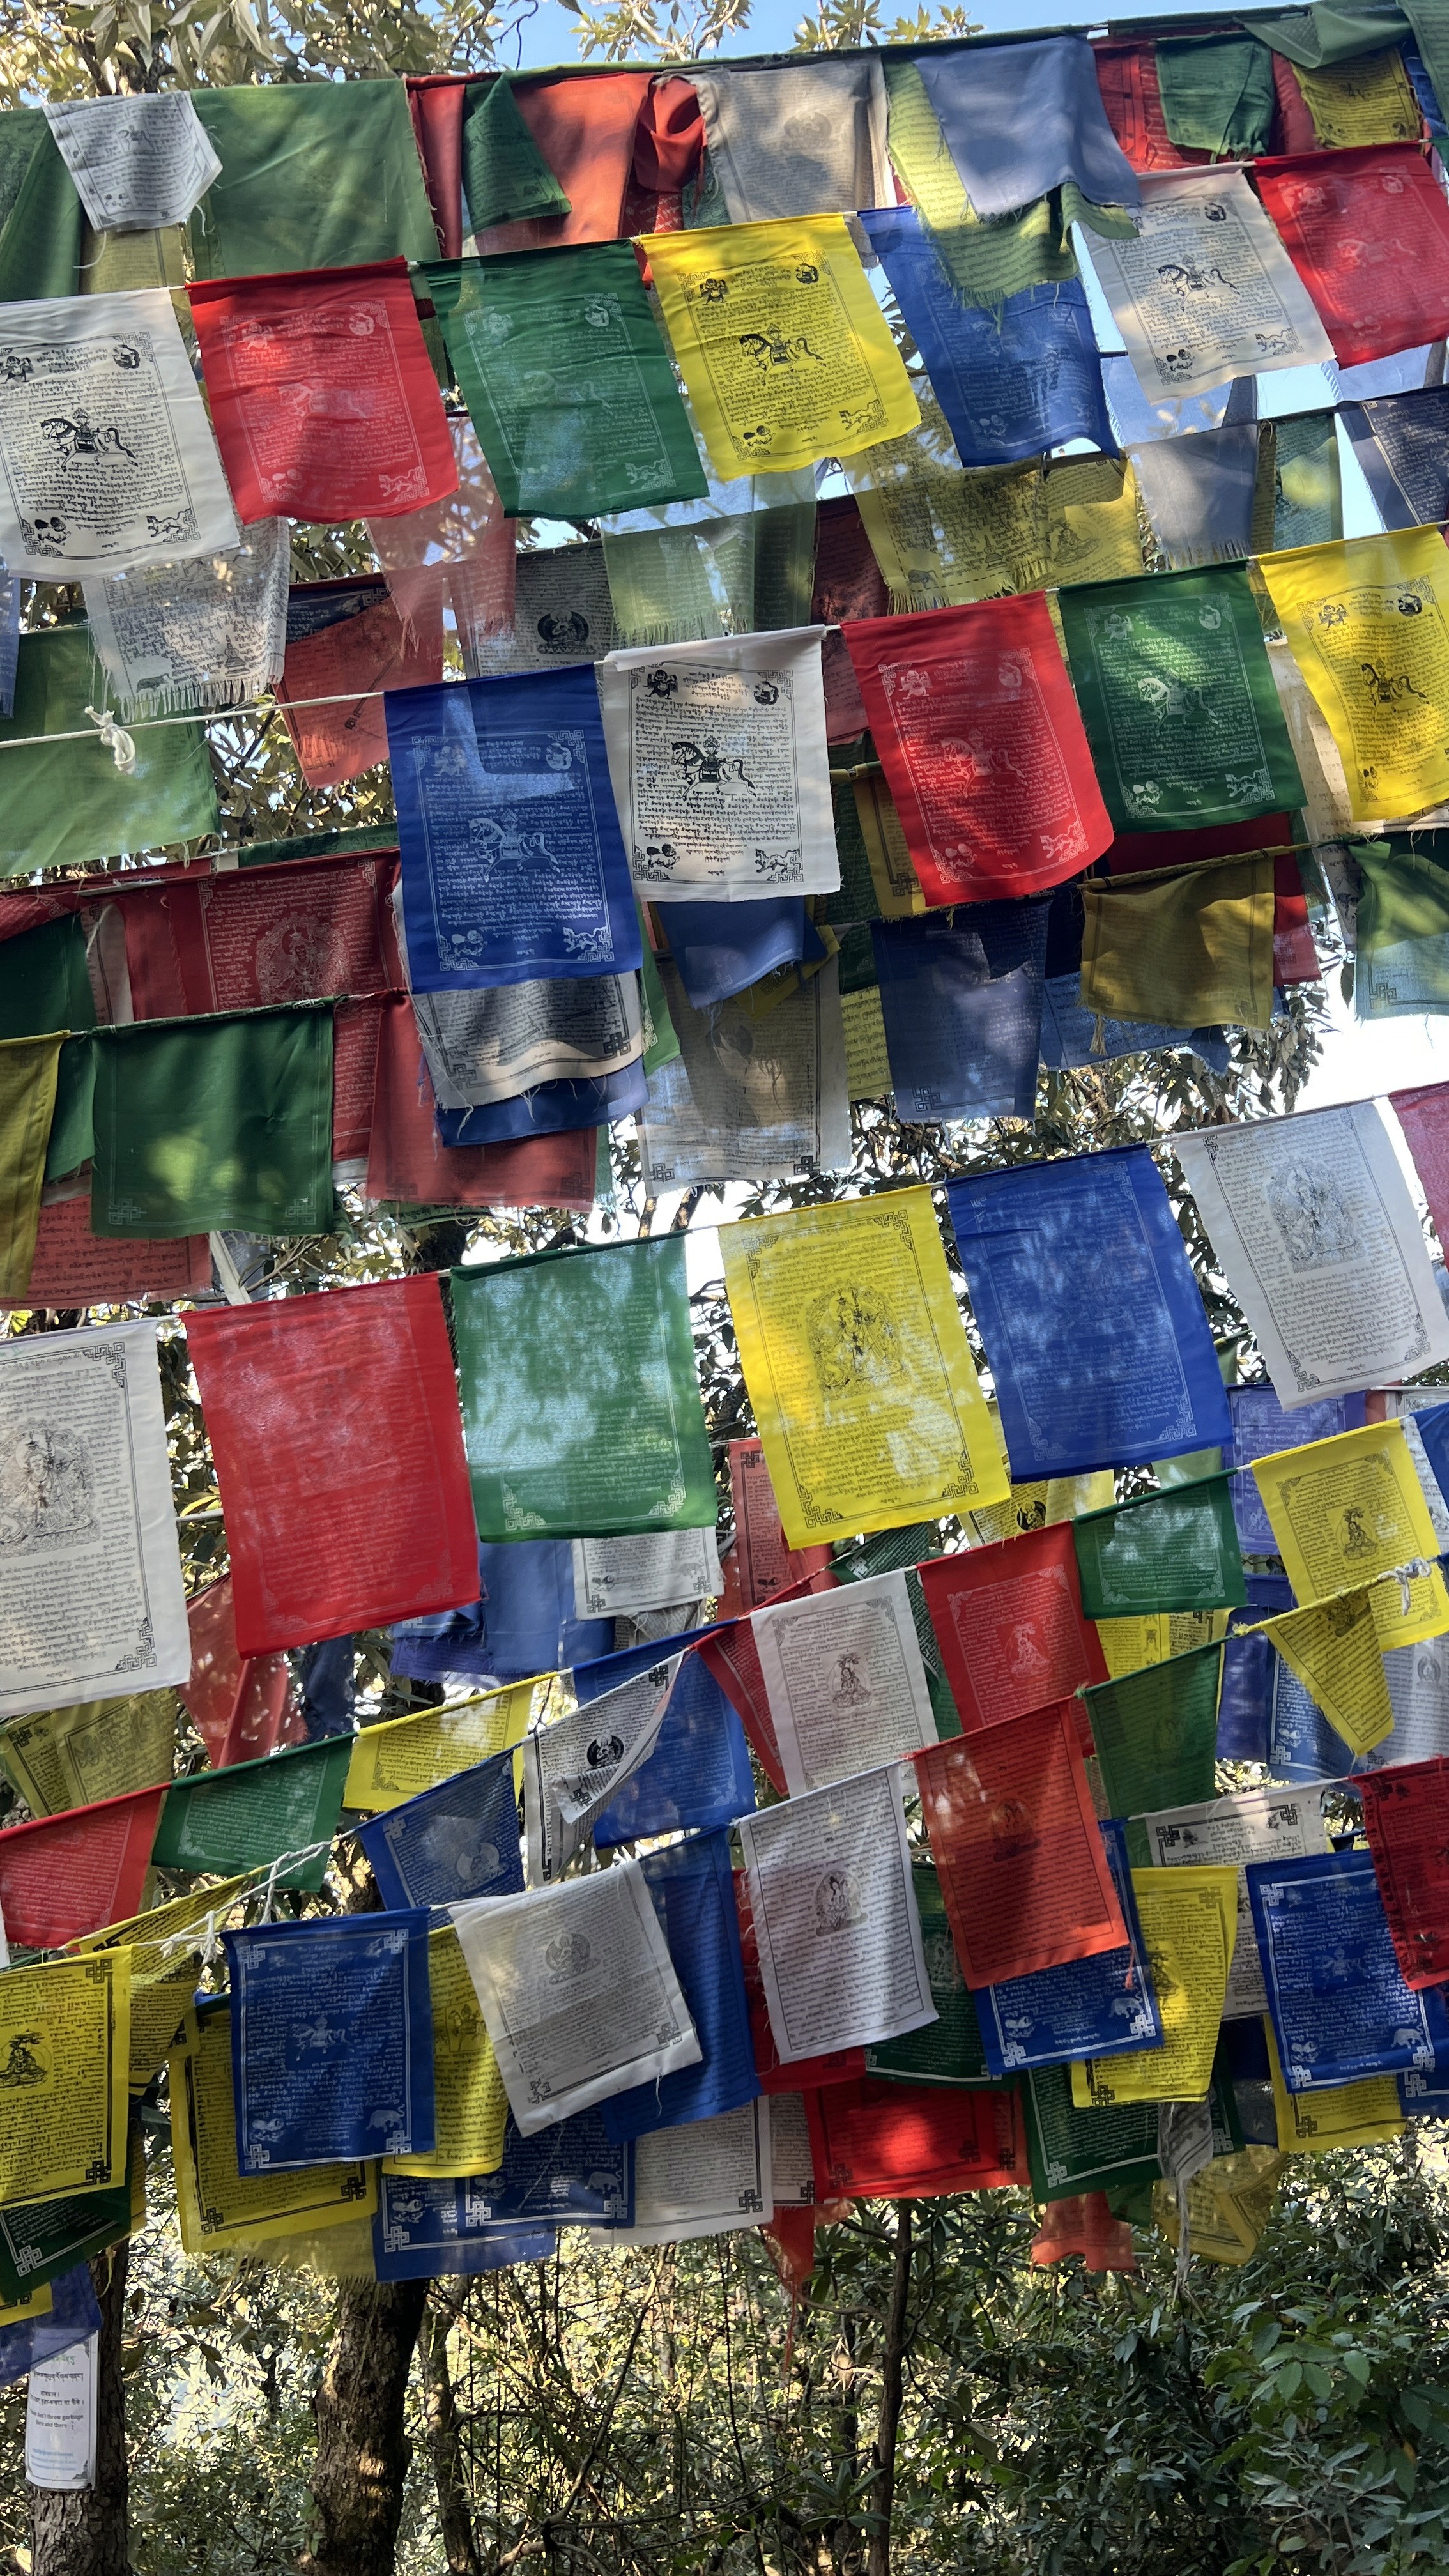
[188,80,438,279]
[0,1032,63,1297]
[602,517,757,649]
[460,75,570,232]
[45,1034,95,1183]
[1073,1476,1246,1621]
[822,785,885,931]
[753,502,819,636]
[1022,2063,1162,2204]
[866,1864,997,2085]
[424,246,708,521]
[1154,35,1278,154]
[0,110,83,303]
[1353,832,1449,1015]
[0,2133,138,2305]
[238,823,398,871]
[1241,2,1412,67]
[1058,566,1305,836]
[0,917,95,1045]
[0,628,218,878]
[452,1236,716,1541]
[151,1737,352,1892]
[1084,1642,1224,1820]
[88,1002,335,1240]
[1402,0,1449,102]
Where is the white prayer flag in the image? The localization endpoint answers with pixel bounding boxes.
[570,1528,723,1620]
[522,1657,680,1882]
[752,1570,937,1796]
[84,519,289,717]
[44,93,220,234]
[592,2099,772,2245]
[736,1763,936,2061]
[1082,170,1333,403]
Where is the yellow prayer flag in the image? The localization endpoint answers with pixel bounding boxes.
[170,2003,376,2257]
[0,2281,53,2329]
[850,413,1046,610]
[1294,49,1420,145]
[843,986,891,1102]
[343,1681,540,1814]
[721,1186,1008,1549]
[1250,1418,1449,1650]
[852,774,924,919]
[0,1031,64,1300]
[385,1924,507,2181]
[239,2212,378,2280]
[640,215,920,480]
[1095,1609,1229,1679]
[1259,531,1449,823]
[0,1951,132,2207]
[0,1689,177,1817]
[1266,2023,1402,2152]
[72,1869,266,2093]
[1259,1584,1395,1756]
[1079,857,1277,1032]
[1071,1865,1238,2106]
[1152,2144,1286,2266]
[1045,1469,1117,1524]
[1046,455,1145,590]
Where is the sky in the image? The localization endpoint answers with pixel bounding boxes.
[505,0,1242,73]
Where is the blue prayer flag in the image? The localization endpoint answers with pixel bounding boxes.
[1248,1848,1449,2090]
[1225,1386,1367,1552]
[223,1912,435,2172]
[373,2175,560,2281]
[356,1749,523,1912]
[1400,2069,1449,2116]
[1216,1575,1290,1763]
[1038,974,1231,1075]
[872,901,1048,1122]
[859,213,1116,467]
[593,1652,755,1848]
[656,898,823,1009]
[297,1634,355,1741]
[601,1830,758,2142]
[571,1622,724,1703]
[976,1820,1163,2076]
[946,1145,1231,1478]
[463,2106,632,2226]
[0,2264,102,2391]
[436,1059,647,1146]
[391,1539,613,1685]
[1269,1654,1357,1784]
[915,37,1139,224]
[0,574,19,723]
[1413,1399,1449,1507]
[387,667,641,993]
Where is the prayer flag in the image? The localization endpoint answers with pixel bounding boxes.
[1022,2063,1162,2204]
[150,1736,351,1890]
[726,1438,832,1611]
[524,1656,680,1884]
[43,91,219,233]
[366,415,516,657]
[871,903,1049,1123]
[1153,33,1277,155]
[1124,413,1267,566]
[1070,1864,1238,2105]
[180,1577,302,1775]
[1225,1386,1366,1551]
[691,60,891,220]
[1339,386,1449,528]
[1084,1641,1224,1818]
[0,112,85,305]
[1356,1757,1449,1986]
[843,597,1113,906]
[0,1033,63,1300]
[1080,861,1276,1032]
[916,38,1139,218]
[171,2002,374,2257]
[639,215,920,479]
[77,1871,261,2096]
[84,519,289,718]
[735,1861,866,2092]
[452,1237,714,1542]
[914,1709,1127,1988]
[223,1911,435,2172]
[593,2100,769,2248]
[1095,36,1208,171]
[752,1573,938,1797]
[363,997,601,1215]
[1252,1414,1449,1650]
[391,1540,610,1688]
[720,1186,1008,1550]
[656,898,820,1009]
[636,958,848,1192]
[0,1784,163,1948]
[0,1952,130,2205]
[601,1830,757,2142]
[1293,45,1422,141]
[1072,1476,1245,1621]
[1260,1584,1396,1756]
[88,1003,335,1240]
[944,1147,1232,1480]
[806,2079,1025,2199]
[0,626,217,878]
[375,2106,627,2284]
[278,577,443,789]
[865,1861,997,2089]
[1356,835,1449,1015]
[0,1690,174,1819]
[373,2188,557,2280]
[188,1276,479,1654]
[735,1763,935,2063]
[1273,410,1344,551]
[355,1749,523,1913]
[976,1819,1162,2075]
[0,2145,137,2307]
[188,262,456,526]
[118,846,401,1019]
[847,411,1050,614]
[469,68,652,254]
[1138,1785,1329,2021]
[1256,144,1449,368]
[342,1683,537,1814]
[187,80,439,277]
[1082,168,1333,397]
[1268,2025,1403,2152]
[919,1523,1108,1736]
[1258,530,1449,825]
[593,1652,755,1849]
[571,1528,719,1621]
[384,1924,509,2181]
[406,974,643,1116]
[1249,1848,1449,2088]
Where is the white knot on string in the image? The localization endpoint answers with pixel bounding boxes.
[160,1907,220,1971]
[85,704,137,775]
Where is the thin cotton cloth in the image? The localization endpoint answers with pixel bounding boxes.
[1153,34,1278,155]
[469,542,615,678]
[43,94,220,234]
[1079,858,1277,1030]
[1273,411,1344,550]
[84,519,291,717]
[468,70,654,256]
[365,416,517,661]
[1259,530,1449,825]
[1082,169,1335,401]
[0,1032,65,1298]
[188,261,457,527]
[636,958,848,1190]
[278,578,444,789]
[88,1004,334,1240]
[458,74,571,236]
[224,1912,435,2171]
[1354,834,1449,1012]
[1127,424,1264,571]
[0,288,238,576]
[847,422,1050,613]
[915,40,1140,219]
[1255,146,1449,369]
[1340,384,1449,534]
[871,901,1049,1121]
[1292,45,1423,140]
[0,112,85,304]
[187,79,440,279]
[691,61,891,220]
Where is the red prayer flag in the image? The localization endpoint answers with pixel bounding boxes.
[0,1197,210,1310]
[277,581,445,788]
[473,72,654,255]
[182,1575,305,1770]
[1092,38,1211,171]
[1255,147,1449,370]
[804,2078,1027,2198]
[333,996,385,1167]
[918,1525,1107,1738]
[735,1866,866,2094]
[406,73,468,257]
[811,496,887,745]
[726,1438,833,1611]
[1355,1756,1449,1988]
[362,993,599,1211]
[698,1560,841,1795]
[1030,2191,1138,2272]
[843,598,1114,905]
[1102,815,1298,874]
[0,1786,165,1948]
[188,261,458,525]
[1269,54,1319,157]
[1274,855,1319,986]
[914,1706,1126,1989]
[1391,1083,1449,1254]
[762,2202,816,2292]
[120,848,402,1020]
[186,1275,479,1653]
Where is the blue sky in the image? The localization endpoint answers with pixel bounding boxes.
[507,0,1241,72]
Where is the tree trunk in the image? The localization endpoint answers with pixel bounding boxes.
[420,2297,480,2576]
[864,2201,915,2576]
[300,2279,427,2576]
[29,2239,130,2576]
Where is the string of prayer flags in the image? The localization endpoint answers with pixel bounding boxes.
[0,1784,164,1948]
[0,1953,131,2205]
[915,1708,1128,1987]
[355,1749,523,1914]
[1138,1786,1328,2021]
[0,1319,190,1724]
[1022,2065,1161,2207]
[424,246,706,521]
[1082,169,1334,399]
[0,288,238,576]
[150,1736,351,1890]
[277,579,443,790]
[720,1186,1008,1550]
[1267,2027,1404,2155]
[806,2079,1025,2202]
[0,1688,175,1818]
[1078,860,1277,1032]
[387,666,641,994]
[600,1831,757,2142]
[523,1657,679,1883]
[735,1763,935,2064]
[342,1683,537,1814]
[976,1821,1163,2076]
[1259,1584,1397,1756]
[451,1858,702,2135]
[43,91,220,234]
[639,216,920,479]
[916,36,1140,218]
[223,1912,435,2173]
[865,1862,995,2089]
[0,625,218,878]
[1338,387,1449,530]
[871,901,1049,1124]
[1259,530,1449,825]
[84,520,289,720]
[1256,145,1449,369]
[593,1654,755,1850]
[1355,1758,1449,1986]
[187,1277,479,1653]
[188,261,456,526]
[171,2003,375,2258]
[843,597,1114,905]
[751,1573,937,1797]
[1250,1416,1449,1650]
[1072,1476,1245,1622]
[1084,1640,1225,1818]
[1058,565,1305,838]
[383,1925,508,2182]
[1248,1848,1449,2090]
[598,629,838,904]
[945,1147,1232,1481]
[453,1236,714,1542]
[919,1524,1108,1738]
[87,1004,334,1240]
[1070,1864,1238,2106]
[691,59,889,220]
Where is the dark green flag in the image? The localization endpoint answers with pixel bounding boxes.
[188,80,438,278]
[1084,1641,1224,1819]
[460,76,571,233]
[1022,2063,1162,2204]
[0,628,217,878]
[424,245,709,520]
[0,110,83,302]
[1154,35,1278,153]
[1243,3,1412,68]
[1073,1476,1246,1621]
[88,1003,335,1239]
[0,2129,139,2305]
[0,917,95,1045]
[452,1236,716,1540]
[866,1864,999,2087]
[45,1036,96,1184]
[1059,565,1304,835]
[151,1737,352,1892]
